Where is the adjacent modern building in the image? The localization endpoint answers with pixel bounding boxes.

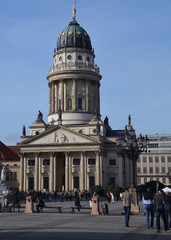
[137,134,171,186]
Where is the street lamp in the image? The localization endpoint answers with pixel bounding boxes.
[116,115,149,187]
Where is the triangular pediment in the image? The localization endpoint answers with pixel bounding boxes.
[20,125,100,145]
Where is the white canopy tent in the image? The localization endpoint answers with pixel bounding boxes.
[162,187,171,192]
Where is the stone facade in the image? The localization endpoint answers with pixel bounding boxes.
[19,17,134,192]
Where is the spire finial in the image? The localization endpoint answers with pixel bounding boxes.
[128,114,131,127]
[73,0,76,21]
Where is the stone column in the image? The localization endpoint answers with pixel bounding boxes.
[65,152,69,192]
[99,154,102,186]
[38,155,41,191]
[64,81,66,111]
[20,153,24,191]
[69,155,72,190]
[73,79,77,110]
[98,82,100,115]
[50,153,55,192]
[23,156,27,192]
[49,83,52,114]
[54,155,57,191]
[84,156,87,190]
[61,81,64,111]
[52,82,55,113]
[96,152,100,185]
[55,83,58,113]
[34,153,39,192]
[80,152,85,191]
[86,79,89,112]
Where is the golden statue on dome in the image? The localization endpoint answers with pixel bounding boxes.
[73,0,76,21]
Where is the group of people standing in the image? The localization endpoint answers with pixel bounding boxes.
[142,188,171,232]
[121,187,171,233]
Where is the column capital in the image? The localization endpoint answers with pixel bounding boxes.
[50,152,55,157]
[95,150,102,156]
[34,152,40,157]
[80,151,85,157]
[64,151,70,157]
[19,152,25,157]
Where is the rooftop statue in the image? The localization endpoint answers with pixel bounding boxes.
[37,111,43,121]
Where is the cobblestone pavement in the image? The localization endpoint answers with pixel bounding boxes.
[0,201,170,240]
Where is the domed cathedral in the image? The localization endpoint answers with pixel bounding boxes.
[48,14,101,125]
[19,3,135,193]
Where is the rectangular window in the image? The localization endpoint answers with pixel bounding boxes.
[155,157,159,163]
[161,156,165,163]
[28,159,35,166]
[43,159,50,166]
[144,177,147,183]
[143,157,147,163]
[88,158,95,165]
[162,167,165,173]
[162,178,166,184]
[109,159,116,165]
[149,157,153,163]
[149,167,153,173]
[78,98,82,109]
[89,176,95,189]
[73,158,80,165]
[168,167,171,173]
[137,178,141,184]
[143,167,147,173]
[156,167,159,173]
[137,167,141,173]
[168,157,171,162]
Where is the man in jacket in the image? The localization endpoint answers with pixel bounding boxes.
[121,188,134,227]
[142,188,154,229]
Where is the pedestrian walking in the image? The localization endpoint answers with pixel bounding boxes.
[154,190,168,233]
[142,188,154,229]
[121,188,134,227]
[164,191,171,229]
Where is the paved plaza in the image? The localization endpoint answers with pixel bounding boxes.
[0,201,170,240]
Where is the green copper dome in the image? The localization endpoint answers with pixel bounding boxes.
[57,21,92,51]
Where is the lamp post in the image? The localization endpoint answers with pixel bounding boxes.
[116,115,149,187]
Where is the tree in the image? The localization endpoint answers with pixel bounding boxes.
[89,185,104,197]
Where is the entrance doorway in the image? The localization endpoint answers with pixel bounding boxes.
[74,176,79,189]
[28,177,34,190]
[43,177,49,190]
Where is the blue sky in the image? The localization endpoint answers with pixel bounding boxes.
[0,0,171,145]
